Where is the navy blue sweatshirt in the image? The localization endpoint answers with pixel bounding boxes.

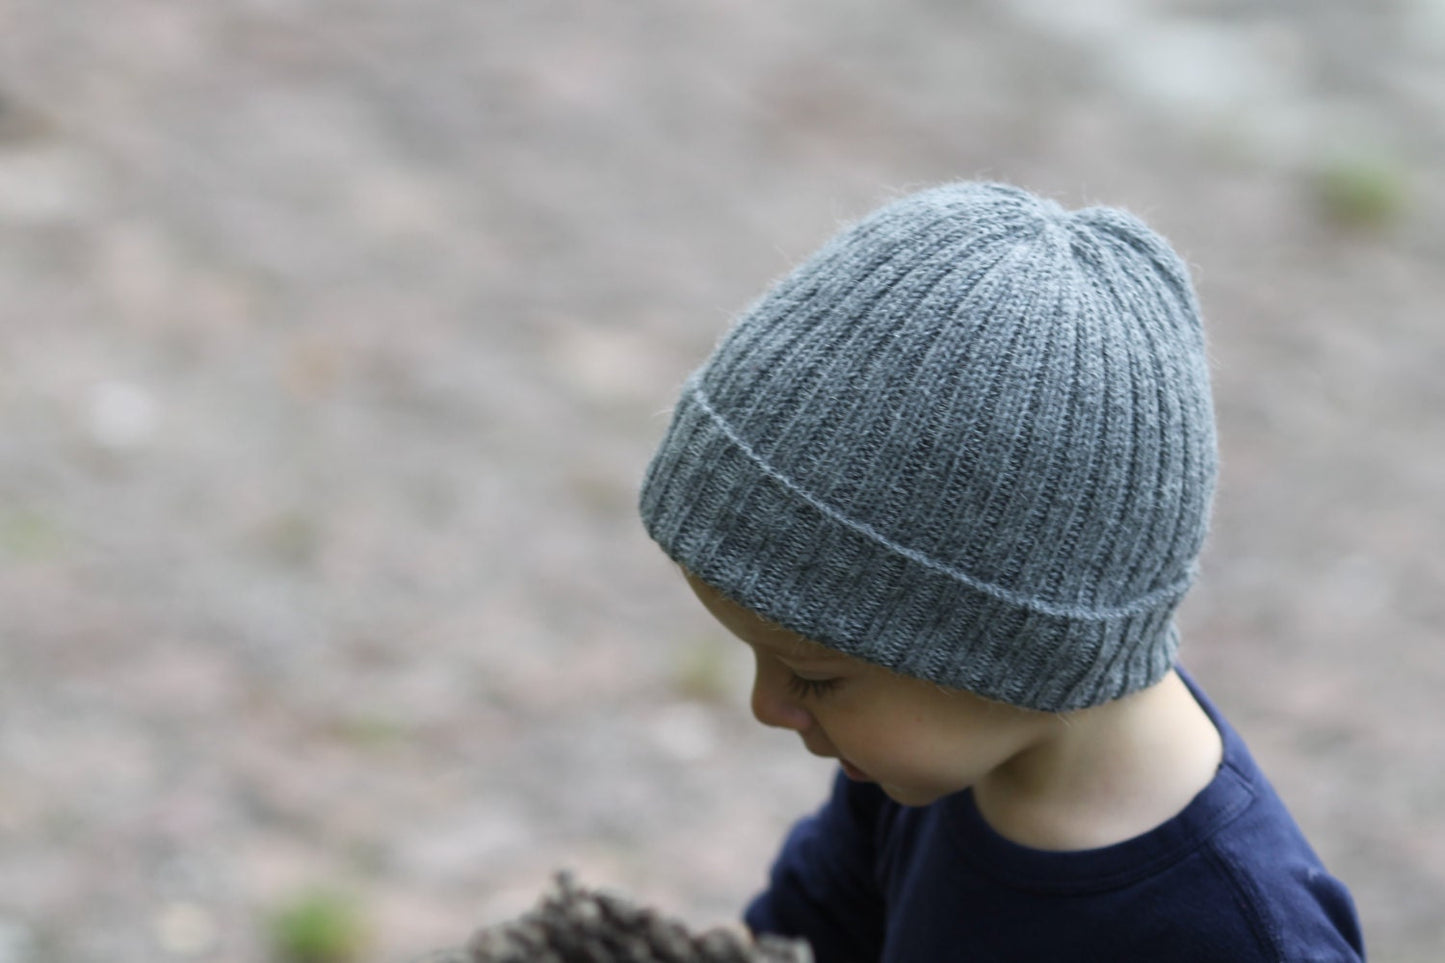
[745,672,1364,962]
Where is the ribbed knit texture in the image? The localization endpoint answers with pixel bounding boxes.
[639,182,1217,711]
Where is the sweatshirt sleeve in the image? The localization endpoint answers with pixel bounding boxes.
[743,770,889,963]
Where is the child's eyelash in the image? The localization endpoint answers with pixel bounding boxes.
[786,673,842,700]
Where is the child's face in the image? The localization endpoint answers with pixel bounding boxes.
[684,572,1053,807]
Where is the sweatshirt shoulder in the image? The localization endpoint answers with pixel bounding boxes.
[1197,761,1365,961]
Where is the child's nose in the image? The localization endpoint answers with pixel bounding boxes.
[750,663,814,733]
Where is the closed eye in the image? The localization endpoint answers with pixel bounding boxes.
[785,673,842,700]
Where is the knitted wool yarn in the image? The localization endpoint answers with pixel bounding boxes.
[640,182,1217,711]
[414,873,812,963]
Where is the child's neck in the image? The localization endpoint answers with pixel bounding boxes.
[973,670,1224,851]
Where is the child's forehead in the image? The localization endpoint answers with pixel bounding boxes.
[747,619,840,663]
[682,569,845,662]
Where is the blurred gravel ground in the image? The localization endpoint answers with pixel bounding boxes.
[0,1,1442,961]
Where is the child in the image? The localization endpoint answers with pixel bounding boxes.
[637,183,1365,961]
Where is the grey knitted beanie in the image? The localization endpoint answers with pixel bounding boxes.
[639,182,1217,712]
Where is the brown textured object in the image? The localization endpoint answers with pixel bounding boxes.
[415,874,811,963]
